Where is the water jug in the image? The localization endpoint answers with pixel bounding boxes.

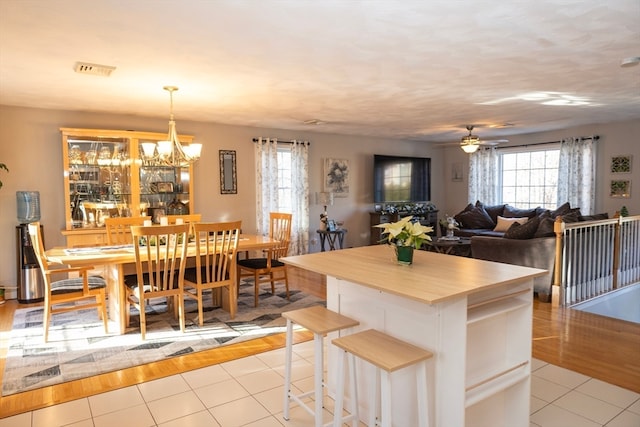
[16,191,41,224]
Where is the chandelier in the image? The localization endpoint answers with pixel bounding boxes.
[140,86,202,166]
[460,126,480,153]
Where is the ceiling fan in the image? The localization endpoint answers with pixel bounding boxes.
[437,125,508,153]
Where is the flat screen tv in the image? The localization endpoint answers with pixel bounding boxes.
[373,154,431,203]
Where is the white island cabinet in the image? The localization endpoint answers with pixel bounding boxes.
[282,245,546,427]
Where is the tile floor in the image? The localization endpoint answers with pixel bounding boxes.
[1,340,638,427]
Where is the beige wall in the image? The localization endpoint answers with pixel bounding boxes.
[1,105,637,297]
[0,105,444,295]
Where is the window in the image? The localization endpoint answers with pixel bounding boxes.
[277,148,293,213]
[500,146,560,210]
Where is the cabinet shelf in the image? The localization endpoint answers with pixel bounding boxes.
[467,296,530,325]
[465,361,529,408]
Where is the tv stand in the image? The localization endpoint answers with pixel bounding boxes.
[370,210,438,245]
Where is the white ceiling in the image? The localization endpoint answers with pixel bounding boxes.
[1,0,639,144]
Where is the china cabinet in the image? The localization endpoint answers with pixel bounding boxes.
[60,128,195,247]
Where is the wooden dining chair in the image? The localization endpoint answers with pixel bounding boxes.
[184,220,242,325]
[105,216,151,245]
[237,212,292,307]
[126,223,190,340]
[167,214,202,225]
[28,222,108,342]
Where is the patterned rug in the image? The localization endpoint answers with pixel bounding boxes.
[2,280,325,396]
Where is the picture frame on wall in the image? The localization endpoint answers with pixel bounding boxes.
[324,158,349,197]
[610,180,631,198]
[452,162,463,182]
[610,155,632,174]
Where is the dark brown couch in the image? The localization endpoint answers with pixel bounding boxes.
[448,201,609,302]
[470,235,556,302]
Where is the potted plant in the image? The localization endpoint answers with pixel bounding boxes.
[373,215,433,265]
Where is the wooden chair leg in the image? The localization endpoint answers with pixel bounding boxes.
[139,296,147,340]
[177,295,185,333]
[43,300,51,343]
[99,290,108,333]
[254,271,260,307]
[198,288,205,327]
[270,272,275,294]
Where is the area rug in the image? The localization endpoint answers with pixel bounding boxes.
[2,280,325,396]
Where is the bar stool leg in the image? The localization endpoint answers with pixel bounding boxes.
[283,318,294,421]
[348,352,359,427]
[314,332,324,427]
[333,349,347,427]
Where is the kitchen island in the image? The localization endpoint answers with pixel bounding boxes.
[282,244,547,427]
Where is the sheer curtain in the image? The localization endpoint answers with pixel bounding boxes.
[557,136,597,215]
[254,137,309,255]
[468,147,500,204]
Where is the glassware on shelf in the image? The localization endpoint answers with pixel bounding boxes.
[69,145,82,164]
[85,149,97,165]
[97,146,111,166]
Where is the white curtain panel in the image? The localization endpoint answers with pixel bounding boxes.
[557,137,597,215]
[255,137,310,255]
[468,147,500,205]
[289,141,310,255]
[254,137,279,235]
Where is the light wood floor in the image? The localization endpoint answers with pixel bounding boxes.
[1,266,638,418]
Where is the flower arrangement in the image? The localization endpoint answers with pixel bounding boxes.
[374,215,433,249]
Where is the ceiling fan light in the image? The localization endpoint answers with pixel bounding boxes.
[461,143,479,154]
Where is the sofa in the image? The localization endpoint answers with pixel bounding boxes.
[448,201,608,302]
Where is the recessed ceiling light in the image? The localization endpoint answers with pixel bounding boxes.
[620,56,640,67]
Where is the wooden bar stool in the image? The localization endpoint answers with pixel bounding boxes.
[282,305,360,427]
[332,329,434,427]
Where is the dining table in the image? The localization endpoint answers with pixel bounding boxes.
[45,234,278,334]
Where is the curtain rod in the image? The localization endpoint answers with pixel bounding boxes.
[252,137,310,145]
[495,135,599,150]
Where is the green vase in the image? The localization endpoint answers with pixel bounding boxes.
[396,245,414,265]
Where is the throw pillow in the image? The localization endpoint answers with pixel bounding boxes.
[550,202,572,218]
[494,215,529,232]
[505,216,540,239]
[455,205,495,229]
[534,216,556,238]
[579,213,609,221]
[561,208,582,223]
[475,201,505,224]
[503,204,539,219]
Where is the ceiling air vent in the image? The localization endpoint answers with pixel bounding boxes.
[74,62,116,77]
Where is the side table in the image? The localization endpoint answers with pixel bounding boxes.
[426,237,472,257]
[317,229,347,251]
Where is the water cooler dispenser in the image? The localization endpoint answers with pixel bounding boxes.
[16,191,44,303]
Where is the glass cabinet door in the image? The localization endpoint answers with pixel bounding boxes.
[61,128,195,231]
[66,136,132,228]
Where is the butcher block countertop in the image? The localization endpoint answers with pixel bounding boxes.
[282,245,546,304]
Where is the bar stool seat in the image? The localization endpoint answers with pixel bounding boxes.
[332,329,434,427]
[282,305,360,427]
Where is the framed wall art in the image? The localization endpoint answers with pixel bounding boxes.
[452,162,463,182]
[610,180,631,198]
[219,150,237,194]
[324,158,349,197]
[610,155,632,174]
